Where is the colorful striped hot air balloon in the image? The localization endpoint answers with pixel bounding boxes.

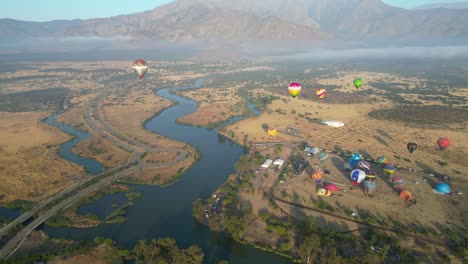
[356,160,371,171]
[376,156,389,168]
[288,83,301,98]
[316,88,326,99]
[267,128,277,137]
[383,164,396,176]
[364,168,376,179]
[392,176,405,191]
[311,171,323,184]
[132,59,148,79]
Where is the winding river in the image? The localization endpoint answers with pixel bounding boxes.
[40,78,291,263]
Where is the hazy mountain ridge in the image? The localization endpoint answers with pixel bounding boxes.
[1,0,468,47]
[414,2,468,10]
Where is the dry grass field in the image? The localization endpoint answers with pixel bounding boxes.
[177,85,248,127]
[216,70,467,252]
[0,111,84,202]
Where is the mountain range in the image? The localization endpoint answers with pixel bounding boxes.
[414,2,468,10]
[1,0,468,50]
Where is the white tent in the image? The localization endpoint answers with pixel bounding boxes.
[273,159,284,168]
[261,159,273,168]
[322,120,344,128]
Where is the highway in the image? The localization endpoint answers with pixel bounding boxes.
[0,90,192,260]
[0,165,141,259]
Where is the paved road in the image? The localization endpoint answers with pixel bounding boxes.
[0,165,141,259]
[0,91,192,259]
[87,95,188,168]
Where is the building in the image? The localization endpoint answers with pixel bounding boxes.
[273,158,284,168]
[322,120,345,128]
[261,159,273,168]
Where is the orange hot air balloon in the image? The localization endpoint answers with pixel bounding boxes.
[311,171,323,183]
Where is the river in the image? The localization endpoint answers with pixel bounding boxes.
[40,78,291,263]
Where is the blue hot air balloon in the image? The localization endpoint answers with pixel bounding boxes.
[349,153,363,168]
[435,183,451,194]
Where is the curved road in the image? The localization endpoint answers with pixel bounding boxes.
[0,89,193,259]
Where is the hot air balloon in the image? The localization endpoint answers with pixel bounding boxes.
[288,83,301,98]
[353,78,363,89]
[317,188,332,197]
[311,171,323,184]
[350,169,366,186]
[437,138,451,150]
[435,183,451,194]
[267,128,277,137]
[317,151,329,164]
[349,153,363,168]
[383,164,396,177]
[324,182,340,192]
[132,59,148,79]
[364,180,376,195]
[392,176,405,191]
[364,168,376,179]
[376,156,389,167]
[407,143,417,153]
[316,88,326,99]
[399,190,413,202]
[356,160,371,171]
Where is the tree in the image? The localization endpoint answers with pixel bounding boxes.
[298,234,320,264]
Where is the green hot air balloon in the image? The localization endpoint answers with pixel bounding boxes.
[317,151,329,164]
[353,78,363,89]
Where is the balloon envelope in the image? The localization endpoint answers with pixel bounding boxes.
[316,88,326,99]
[353,78,363,89]
[267,128,277,137]
[317,152,329,164]
[376,156,389,167]
[132,59,148,78]
[437,138,451,150]
[364,180,376,193]
[435,183,451,194]
[356,160,371,171]
[383,164,396,176]
[407,142,417,153]
[324,183,340,192]
[311,171,323,183]
[288,83,301,97]
[349,153,363,168]
[392,176,405,190]
[350,169,366,184]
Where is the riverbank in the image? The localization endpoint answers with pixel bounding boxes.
[45,184,142,228]
[9,231,204,264]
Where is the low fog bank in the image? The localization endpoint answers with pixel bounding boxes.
[265,45,468,62]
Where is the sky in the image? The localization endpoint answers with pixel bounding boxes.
[0,0,463,22]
